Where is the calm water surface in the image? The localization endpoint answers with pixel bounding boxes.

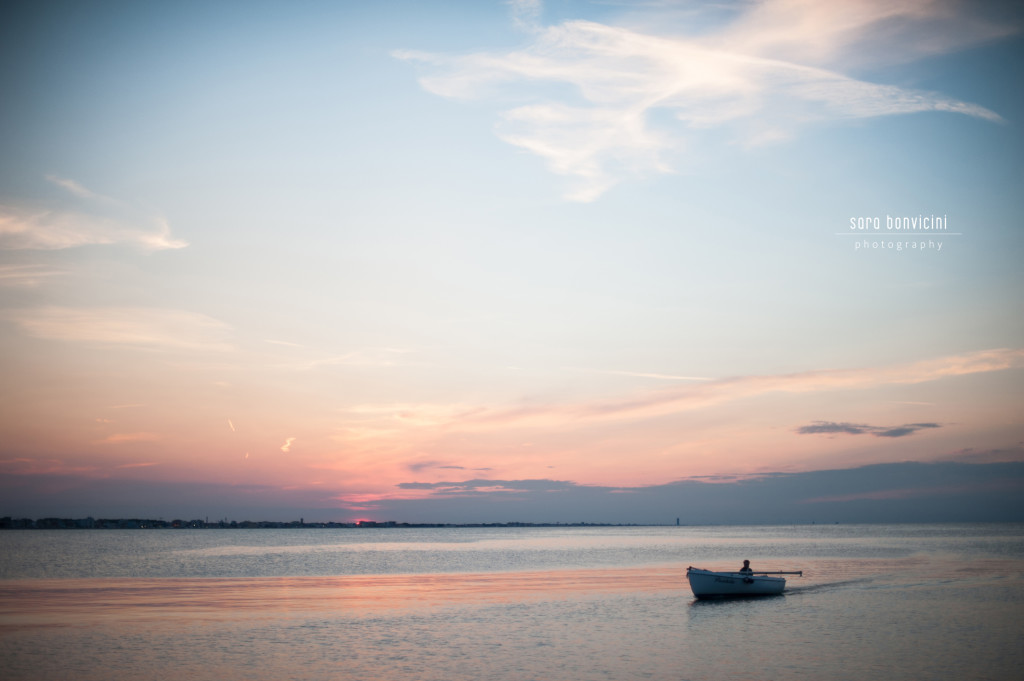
[2,524,1022,680]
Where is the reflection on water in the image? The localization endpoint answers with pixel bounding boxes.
[0,567,686,630]
[2,524,1023,681]
[5,523,1024,579]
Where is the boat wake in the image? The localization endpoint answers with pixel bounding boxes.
[784,578,875,595]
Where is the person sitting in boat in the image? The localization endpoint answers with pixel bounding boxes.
[738,560,753,575]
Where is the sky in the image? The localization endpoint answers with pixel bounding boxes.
[1,0,1022,524]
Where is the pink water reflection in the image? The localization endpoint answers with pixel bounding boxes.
[0,566,687,630]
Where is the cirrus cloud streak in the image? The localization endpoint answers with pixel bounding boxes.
[0,176,187,251]
[335,348,1023,441]
[396,0,1008,200]
[2,306,233,352]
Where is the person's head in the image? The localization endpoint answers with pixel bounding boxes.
[743,560,750,567]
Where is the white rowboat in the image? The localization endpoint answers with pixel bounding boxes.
[686,566,802,598]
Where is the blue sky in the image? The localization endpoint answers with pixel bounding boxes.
[1,0,1022,523]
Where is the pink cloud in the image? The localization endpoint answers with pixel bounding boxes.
[97,432,162,444]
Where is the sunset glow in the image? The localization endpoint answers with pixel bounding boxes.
[1,0,1022,523]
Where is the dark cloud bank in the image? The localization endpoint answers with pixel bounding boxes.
[797,421,942,438]
[3,460,1023,525]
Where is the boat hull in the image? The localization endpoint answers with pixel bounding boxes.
[686,567,786,598]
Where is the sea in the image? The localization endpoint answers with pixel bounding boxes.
[1,523,1022,681]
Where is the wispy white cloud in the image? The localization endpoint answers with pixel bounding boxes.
[2,306,233,351]
[44,175,113,202]
[0,457,98,476]
[265,339,307,348]
[570,366,713,381]
[281,437,296,453]
[509,0,543,33]
[98,432,161,444]
[0,206,187,251]
[519,348,1024,426]
[0,264,66,287]
[336,348,1024,437]
[0,176,187,251]
[397,0,1010,200]
[715,0,1014,68]
[332,402,485,443]
[277,347,413,371]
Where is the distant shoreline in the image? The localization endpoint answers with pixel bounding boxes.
[6,517,1014,530]
[1,517,636,530]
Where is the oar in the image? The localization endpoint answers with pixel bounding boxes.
[748,571,802,575]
